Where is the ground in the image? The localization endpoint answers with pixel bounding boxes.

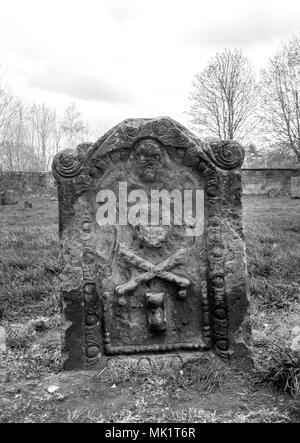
[0,194,299,423]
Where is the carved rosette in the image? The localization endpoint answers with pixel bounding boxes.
[152,118,173,136]
[52,147,84,181]
[125,125,140,138]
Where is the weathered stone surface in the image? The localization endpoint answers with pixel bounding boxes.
[291,177,300,199]
[52,117,252,371]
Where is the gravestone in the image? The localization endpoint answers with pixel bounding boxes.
[52,117,252,371]
[0,190,18,206]
[24,201,33,209]
[291,177,300,199]
[267,187,279,198]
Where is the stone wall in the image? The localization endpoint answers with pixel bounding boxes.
[242,168,300,195]
[1,169,300,196]
[0,171,56,195]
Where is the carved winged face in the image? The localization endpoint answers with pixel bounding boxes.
[133,138,164,182]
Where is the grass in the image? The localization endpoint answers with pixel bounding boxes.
[93,355,230,396]
[251,345,300,398]
[0,195,300,422]
[0,198,60,322]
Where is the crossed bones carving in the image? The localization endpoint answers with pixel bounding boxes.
[115,244,190,297]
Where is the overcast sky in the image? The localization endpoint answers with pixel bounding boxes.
[1,0,300,133]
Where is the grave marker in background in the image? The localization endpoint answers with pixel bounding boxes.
[291,177,300,199]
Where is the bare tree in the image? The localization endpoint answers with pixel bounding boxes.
[0,67,99,171]
[32,103,56,170]
[187,49,257,141]
[61,102,87,148]
[0,99,35,171]
[0,68,19,170]
[260,35,300,163]
[52,111,64,154]
[86,122,107,142]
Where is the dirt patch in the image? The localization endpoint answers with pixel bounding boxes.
[0,366,295,423]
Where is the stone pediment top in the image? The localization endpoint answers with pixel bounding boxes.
[52,116,245,181]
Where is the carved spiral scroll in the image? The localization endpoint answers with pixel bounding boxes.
[52,147,84,179]
[204,140,245,170]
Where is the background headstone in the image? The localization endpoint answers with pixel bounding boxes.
[267,187,279,198]
[24,201,33,209]
[291,177,300,199]
[0,190,18,206]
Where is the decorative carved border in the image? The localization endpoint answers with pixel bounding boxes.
[205,170,229,359]
[82,142,230,362]
[81,210,102,367]
[52,118,245,183]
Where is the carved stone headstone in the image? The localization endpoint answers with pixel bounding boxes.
[52,117,252,371]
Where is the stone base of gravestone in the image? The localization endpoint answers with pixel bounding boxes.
[99,351,229,373]
[291,177,300,199]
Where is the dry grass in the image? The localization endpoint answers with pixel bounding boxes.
[251,346,300,398]
[64,405,291,423]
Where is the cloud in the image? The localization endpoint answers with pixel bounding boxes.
[28,65,134,105]
[184,10,300,48]
[109,0,140,24]
[7,44,48,62]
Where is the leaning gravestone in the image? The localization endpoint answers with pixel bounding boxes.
[52,117,252,371]
[291,177,300,199]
